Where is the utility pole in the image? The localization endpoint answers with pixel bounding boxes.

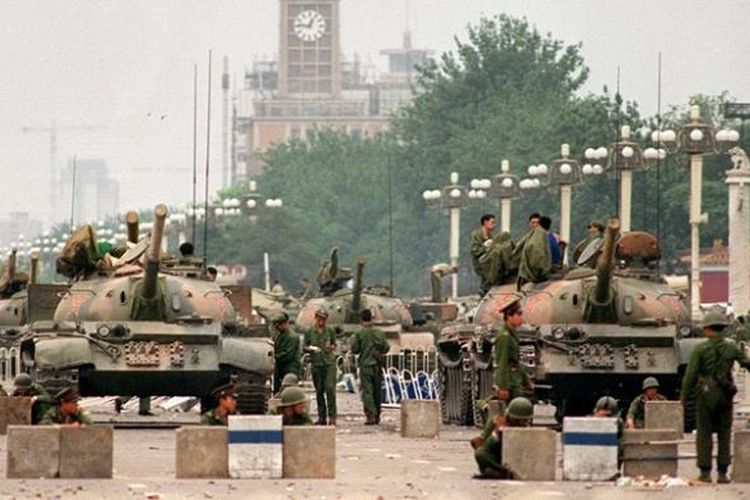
[222,56,230,189]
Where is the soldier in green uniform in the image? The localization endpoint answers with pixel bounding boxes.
[472,397,533,478]
[681,311,750,484]
[279,386,313,426]
[515,213,551,288]
[304,308,337,425]
[272,313,301,393]
[201,383,237,426]
[593,395,623,467]
[626,377,667,429]
[429,263,458,303]
[493,299,531,404]
[11,373,53,424]
[469,214,497,296]
[351,309,390,425]
[40,387,93,426]
[274,373,300,398]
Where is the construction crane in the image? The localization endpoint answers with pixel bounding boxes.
[21,120,105,225]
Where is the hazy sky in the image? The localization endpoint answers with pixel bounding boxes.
[1,0,748,230]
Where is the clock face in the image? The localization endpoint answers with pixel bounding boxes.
[294,10,325,42]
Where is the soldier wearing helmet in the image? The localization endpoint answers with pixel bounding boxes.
[11,373,54,424]
[40,387,92,426]
[271,312,300,393]
[681,310,750,484]
[201,383,237,426]
[593,395,623,467]
[626,377,667,429]
[472,397,532,479]
[279,386,312,426]
[303,308,337,425]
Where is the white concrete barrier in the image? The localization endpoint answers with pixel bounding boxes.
[228,415,282,479]
[562,417,619,481]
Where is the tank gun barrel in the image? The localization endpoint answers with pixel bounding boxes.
[141,204,168,300]
[350,256,366,319]
[29,251,39,285]
[8,249,17,283]
[594,218,620,304]
[126,211,139,244]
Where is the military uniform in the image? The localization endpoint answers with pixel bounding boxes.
[273,322,301,392]
[429,263,455,303]
[474,418,512,478]
[626,393,666,429]
[493,324,528,400]
[283,412,313,426]
[351,324,390,423]
[470,228,494,295]
[682,334,750,478]
[12,384,54,424]
[201,409,228,426]
[516,226,551,286]
[40,407,92,426]
[304,325,337,422]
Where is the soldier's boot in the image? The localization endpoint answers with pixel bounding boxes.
[364,413,376,425]
[315,418,327,425]
[695,470,712,483]
[717,472,731,484]
[375,413,381,425]
[328,416,336,426]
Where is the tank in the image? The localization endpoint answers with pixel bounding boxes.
[439,218,696,424]
[20,204,273,413]
[0,249,31,332]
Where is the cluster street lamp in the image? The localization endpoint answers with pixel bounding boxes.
[585,125,665,233]
[423,172,489,298]
[651,104,740,319]
[486,159,519,233]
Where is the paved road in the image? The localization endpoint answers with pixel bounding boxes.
[0,391,748,499]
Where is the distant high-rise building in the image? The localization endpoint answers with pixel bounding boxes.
[58,158,119,226]
[234,0,432,178]
[0,212,42,249]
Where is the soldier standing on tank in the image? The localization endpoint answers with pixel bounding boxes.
[272,313,301,392]
[40,387,92,426]
[469,214,497,296]
[681,311,750,483]
[351,309,390,425]
[625,377,666,429]
[428,263,458,303]
[11,374,53,424]
[493,299,531,404]
[471,397,533,479]
[304,309,337,425]
[201,384,237,426]
[279,386,313,426]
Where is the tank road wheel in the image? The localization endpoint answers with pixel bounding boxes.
[235,380,270,415]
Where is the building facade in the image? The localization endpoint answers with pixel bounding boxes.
[58,158,119,227]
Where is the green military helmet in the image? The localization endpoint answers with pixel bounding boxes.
[13,373,32,389]
[315,308,329,319]
[279,386,306,407]
[642,376,660,391]
[270,312,288,325]
[702,310,730,328]
[506,397,533,420]
[594,396,618,414]
[281,373,299,387]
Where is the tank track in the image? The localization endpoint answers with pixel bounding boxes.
[235,381,270,415]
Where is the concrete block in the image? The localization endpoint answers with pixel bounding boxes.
[622,429,679,478]
[7,425,60,478]
[283,426,335,478]
[59,426,113,478]
[502,427,556,480]
[563,417,619,481]
[645,401,683,435]
[732,431,750,482]
[0,397,32,434]
[228,415,282,479]
[176,427,228,478]
[400,400,440,438]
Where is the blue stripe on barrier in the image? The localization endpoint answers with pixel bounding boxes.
[228,430,283,444]
[563,432,618,446]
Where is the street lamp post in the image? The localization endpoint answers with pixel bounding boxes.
[486,159,519,233]
[653,104,740,319]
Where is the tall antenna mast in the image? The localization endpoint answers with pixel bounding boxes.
[202,50,213,271]
[656,51,663,243]
[222,56,230,189]
[191,63,198,245]
[69,155,77,231]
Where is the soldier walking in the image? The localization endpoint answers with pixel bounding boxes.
[493,299,531,404]
[681,311,750,483]
[272,313,301,392]
[351,309,390,425]
[304,308,337,425]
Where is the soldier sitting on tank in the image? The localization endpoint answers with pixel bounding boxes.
[11,374,54,425]
[539,216,563,271]
[472,397,532,479]
[514,213,552,289]
[428,263,458,303]
[572,220,605,268]
[40,387,92,426]
[317,247,352,296]
[470,214,499,295]
[201,384,237,426]
[279,386,312,426]
[176,242,203,267]
[626,377,667,429]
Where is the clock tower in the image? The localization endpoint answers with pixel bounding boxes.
[278,0,341,98]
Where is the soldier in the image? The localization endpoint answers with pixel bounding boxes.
[272,313,301,392]
[274,372,300,398]
[279,386,313,426]
[11,373,53,424]
[493,299,531,404]
[303,308,337,425]
[271,280,285,294]
[539,215,562,270]
[572,220,605,268]
[178,242,202,266]
[625,377,666,429]
[428,263,458,303]
[40,387,92,426]
[681,311,750,483]
[201,383,237,426]
[469,214,497,295]
[472,397,533,479]
[351,309,390,425]
[515,212,551,288]
[593,396,623,467]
